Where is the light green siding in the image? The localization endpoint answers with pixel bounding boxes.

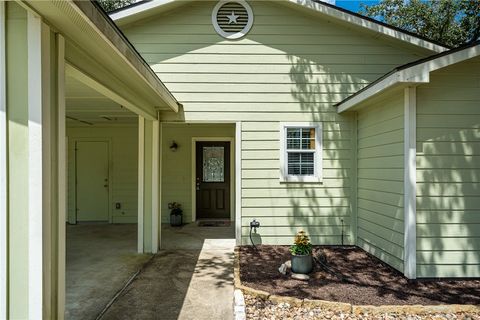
[357,93,405,272]
[161,123,235,223]
[67,126,139,223]
[416,57,480,278]
[122,1,427,245]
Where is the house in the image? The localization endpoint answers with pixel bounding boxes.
[0,0,479,318]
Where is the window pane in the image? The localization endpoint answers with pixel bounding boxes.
[203,146,224,182]
[288,152,314,176]
[287,138,300,149]
[287,128,300,138]
[286,127,315,150]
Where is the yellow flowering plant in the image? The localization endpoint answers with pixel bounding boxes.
[290,230,313,255]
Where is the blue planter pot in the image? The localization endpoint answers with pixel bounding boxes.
[291,254,313,274]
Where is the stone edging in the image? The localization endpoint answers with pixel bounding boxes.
[233,247,480,315]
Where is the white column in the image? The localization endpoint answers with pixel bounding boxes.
[27,12,44,319]
[235,122,242,245]
[56,34,66,320]
[404,86,417,279]
[0,3,7,318]
[151,119,159,253]
[138,117,145,253]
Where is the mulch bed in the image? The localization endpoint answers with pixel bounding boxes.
[239,245,480,306]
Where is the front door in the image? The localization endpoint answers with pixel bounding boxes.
[76,141,109,222]
[196,141,230,219]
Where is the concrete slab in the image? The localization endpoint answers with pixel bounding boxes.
[101,223,235,320]
[66,224,150,320]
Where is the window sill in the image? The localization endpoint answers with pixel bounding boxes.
[280,176,323,183]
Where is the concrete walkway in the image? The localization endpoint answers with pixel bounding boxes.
[101,224,235,320]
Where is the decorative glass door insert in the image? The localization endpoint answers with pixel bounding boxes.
[202,146,225,182]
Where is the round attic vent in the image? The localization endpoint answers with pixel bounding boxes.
[212,0,253,39]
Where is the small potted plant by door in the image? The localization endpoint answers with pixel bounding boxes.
[290,230,313,274]
[169,202,183,227]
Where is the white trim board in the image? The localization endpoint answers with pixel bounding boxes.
[403,87,416,279]
[235,122,242,246]
[56,34,67,320]
[151,119,159,254]
[191,137,235,223]
[137,116,145,253]
[0,3,7,318]
[337,43,480,113]
[110,0,447,52]
[27,11,44,319]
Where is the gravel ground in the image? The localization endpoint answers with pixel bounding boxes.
[245,294,480,320]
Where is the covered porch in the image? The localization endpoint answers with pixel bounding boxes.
[1,1,179,318]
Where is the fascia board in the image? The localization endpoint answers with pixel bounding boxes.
[337,44,480,113]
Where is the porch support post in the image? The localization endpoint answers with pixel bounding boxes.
[138,116,145,253]
[151,119,160,253]
[404,86,417,279]
[56,34,66,320]
[27,11,45,319]
[0,2,7,319]
[138,117,159,253]
[143,119,153,253]
[4,5,62,317]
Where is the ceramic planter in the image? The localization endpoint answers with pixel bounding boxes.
[170,209,183,226]
[291,254,313,274]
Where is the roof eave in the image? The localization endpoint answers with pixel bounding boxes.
[336,43,480,113]
[110,0,449,53]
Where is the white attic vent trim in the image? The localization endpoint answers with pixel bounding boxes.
[212,0,253,39]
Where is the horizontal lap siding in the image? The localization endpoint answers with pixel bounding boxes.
[416,59,480,277]
[122,1,424,245]
[67,126,138,223]
[357,94,405,272]
[241,120,353,245]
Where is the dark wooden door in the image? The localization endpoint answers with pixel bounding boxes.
[196,141,230,219]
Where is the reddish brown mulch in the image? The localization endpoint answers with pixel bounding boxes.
[239,245,480,306]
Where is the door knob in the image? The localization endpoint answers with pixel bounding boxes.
[104,184,109,188]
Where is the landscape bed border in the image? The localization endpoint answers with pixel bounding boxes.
[234,247,480,315]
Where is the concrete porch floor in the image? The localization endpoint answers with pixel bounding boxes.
[66,223,235,320]
[66,223,150,320]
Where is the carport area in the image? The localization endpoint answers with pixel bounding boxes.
[64,73,151,319]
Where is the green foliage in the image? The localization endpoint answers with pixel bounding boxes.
[97,0,136,12]
[290,230,313,255]
[360,0,480,47]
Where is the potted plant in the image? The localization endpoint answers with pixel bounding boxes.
[290,230,313,274]
[169,202,183,226]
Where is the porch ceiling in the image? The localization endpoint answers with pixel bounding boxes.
[66,74,137,126]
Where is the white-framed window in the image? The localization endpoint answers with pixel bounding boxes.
[280,122,322,183]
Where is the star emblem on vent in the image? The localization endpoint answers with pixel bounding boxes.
[227,11,239,24]
[212,0,253,39]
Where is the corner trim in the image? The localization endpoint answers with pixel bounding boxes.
[235,122,242,245]
[0,3,7,318]
[403,87,416,279]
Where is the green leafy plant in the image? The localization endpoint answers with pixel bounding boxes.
[290,230,313,256]
[168,202,182,215]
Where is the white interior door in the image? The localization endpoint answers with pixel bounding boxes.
[76,141,109,222]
